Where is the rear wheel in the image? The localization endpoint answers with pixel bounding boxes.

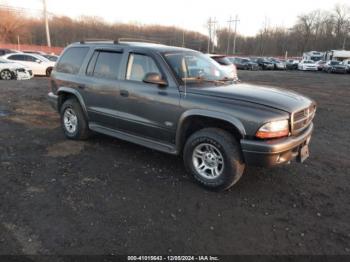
[183,128,245,191]
[60,98,91,140]
[0,70,13,80]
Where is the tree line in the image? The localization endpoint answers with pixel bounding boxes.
[0,3,349,57]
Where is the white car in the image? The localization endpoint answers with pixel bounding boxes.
[298,60,318,71]
[343,59,350,73]
[2,53,56,76]
[208,54,238,80]
[0,58,33,80]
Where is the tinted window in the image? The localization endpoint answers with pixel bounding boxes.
[56,47,89,74]
[8,55,25,61]
[24,55,37,62]
[126,54,161,82]
[86,52,99,76]
[93,52,122,80]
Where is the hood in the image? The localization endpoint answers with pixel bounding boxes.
[187,83,313,113]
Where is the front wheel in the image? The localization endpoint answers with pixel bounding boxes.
[183,128,245,191]
[0,70,13,80]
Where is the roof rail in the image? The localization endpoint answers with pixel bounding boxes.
[80,39,115,44]
[117,38,161,44]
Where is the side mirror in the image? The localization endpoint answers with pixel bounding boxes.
[36,59,42,63]
[143,72,167,87]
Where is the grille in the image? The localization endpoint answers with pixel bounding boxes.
[292,104,316,134]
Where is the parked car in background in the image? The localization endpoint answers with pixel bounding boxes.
[298,60,318,71]
[251,58,274,70]
[0,58,33,80]
[208,54,238,80]
[0,49,21,56]
[268,58,286,70]
[2,53,56,76]
[342,59,350,73]
[42,54,59,62]
[323,61,347,74]
[229,57,259,70]
[315,60,326,71]
[286,59,300,70]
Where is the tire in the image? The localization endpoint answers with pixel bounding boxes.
[46,67,53,77]
[0,69,13,80]
[183,128,245,191]
[60,98,91,140]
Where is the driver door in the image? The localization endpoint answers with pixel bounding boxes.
[116,52,182,143]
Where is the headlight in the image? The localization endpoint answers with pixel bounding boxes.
[256,120,289,139]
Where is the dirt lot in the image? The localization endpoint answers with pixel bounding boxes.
[0,71,349,255]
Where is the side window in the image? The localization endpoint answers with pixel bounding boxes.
[86,52,99,76]
[8,55,24,61]
[24,55,37,62]
[56,47,89,74]
[93,51,123,80]
[126,54,161,82]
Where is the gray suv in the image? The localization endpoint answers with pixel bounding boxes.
[48,40,316,191]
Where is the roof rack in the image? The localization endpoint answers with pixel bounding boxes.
[80,39,115,44]
[79,38,162,45]
[117,38,161,44]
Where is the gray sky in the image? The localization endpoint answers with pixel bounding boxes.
[3,0,350,36]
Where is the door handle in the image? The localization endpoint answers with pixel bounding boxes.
[120,90,129,97]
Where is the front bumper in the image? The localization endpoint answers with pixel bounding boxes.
[16,71,33,80]
[332,68,347,73]
[240,123,314,167]
[48,92,59,111]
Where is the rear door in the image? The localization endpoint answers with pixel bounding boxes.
[79,49,125,130]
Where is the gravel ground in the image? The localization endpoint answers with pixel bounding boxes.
[0,71,349,255]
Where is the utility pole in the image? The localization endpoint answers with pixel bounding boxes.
[43,0,51,47]
[207,17,218,53]
[226,16,234,55]
[17,35,20,51]
[232,15,240,55]
[182,30,185,47]
[207,18,212,53]
[211,18,217,53]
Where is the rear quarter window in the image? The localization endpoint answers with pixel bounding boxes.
[56,47,89,74]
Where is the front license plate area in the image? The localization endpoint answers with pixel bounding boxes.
[298,144,309,163]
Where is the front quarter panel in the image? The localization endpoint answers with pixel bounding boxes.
[179,91,290,138]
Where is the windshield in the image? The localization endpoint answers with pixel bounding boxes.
[211,56,232,66]
[330,61,341,65]
[304,60,314,64]
[43,55,58,62]
[163,51,232,84]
